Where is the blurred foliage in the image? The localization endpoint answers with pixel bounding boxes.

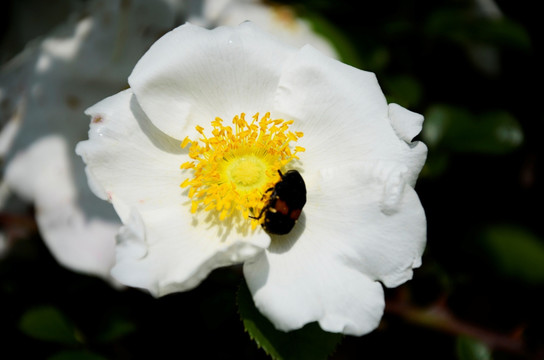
[457,336,493,360]
[425,8,531,50]
[423,105,523,154]
[48,351,108,360]
[19,306,81,345]
[421,104,524,178]
[1,0,542,359]
[479,225,544,284]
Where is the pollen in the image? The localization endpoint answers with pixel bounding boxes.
[180,112,304,232]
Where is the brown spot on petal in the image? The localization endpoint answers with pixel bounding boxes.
[92,116,103,124]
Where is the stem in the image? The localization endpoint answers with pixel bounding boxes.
[386,293,526,356]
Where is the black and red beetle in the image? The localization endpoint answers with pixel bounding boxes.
[251,170,307,235]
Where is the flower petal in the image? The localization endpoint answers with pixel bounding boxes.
[76,89,270,296]
[273,45,427,185]
[244,161,425,334]
[387,103,428,186]
[1,0,189,281]
[274,45,388,166]
[198,1,339,59]
[244,244,385,336]
[5,136,120,281]
[77,89,186,221]
[388,103,424,143]
[308,163,426,287]
[128,21,296,140]
[112,206,269,296]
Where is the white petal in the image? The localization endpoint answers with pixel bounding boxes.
[112,206,269,296]
[274,45,426,185]
[243,161,425,335]
[77,89,270,295]
[77,89,186,222]
[244,243,385,336]
[0,116,21,157]
[388,103,424,143]
[1,0,187,282]
[387,103,427,186]
[5,136,120,281]
[204,1,339,59]
[36,0,181,83]
[274,45,388,166]
[307,164,426,288]
[35,203,119,282]
[128,21,297,140]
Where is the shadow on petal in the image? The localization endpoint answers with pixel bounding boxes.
[267,211,306,254]
[129,95,187,155]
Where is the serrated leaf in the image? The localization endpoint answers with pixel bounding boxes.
[48,350,108,360]
[237,280,343,360]
[456,336,492,360]
[19,306,80,345]
[479,225,544,284]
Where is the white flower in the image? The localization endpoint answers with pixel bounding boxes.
[0,0,338,283]
[191,0,338,59]
[0,0,185,281]
[76,22,427,336]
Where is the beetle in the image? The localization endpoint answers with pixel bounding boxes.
[251,169,307,235]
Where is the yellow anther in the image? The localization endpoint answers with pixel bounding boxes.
[181,136,191,148]
[180,112,304,230]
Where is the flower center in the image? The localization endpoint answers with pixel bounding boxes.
[180,112,304,231]
[227,156,266,190]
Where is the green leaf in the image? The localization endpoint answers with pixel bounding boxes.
[425,8,469,44]
[456,336,492,360]
[479,225,544,284]
[423,105,523,154]
[237,281,343,360]
[474,18,531,50]
[95,316,136,343]
[48,350,107,360]
[19,306,80,345]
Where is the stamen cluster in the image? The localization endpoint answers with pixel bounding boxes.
[180,112,304,230]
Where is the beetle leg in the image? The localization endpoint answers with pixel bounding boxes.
[260,187,274,200]
[249,204,268,220]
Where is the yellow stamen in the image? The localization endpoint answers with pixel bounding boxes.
[181,136,191,148]
[180,112,304,232]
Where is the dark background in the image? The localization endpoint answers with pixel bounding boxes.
[1,0,542,359]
